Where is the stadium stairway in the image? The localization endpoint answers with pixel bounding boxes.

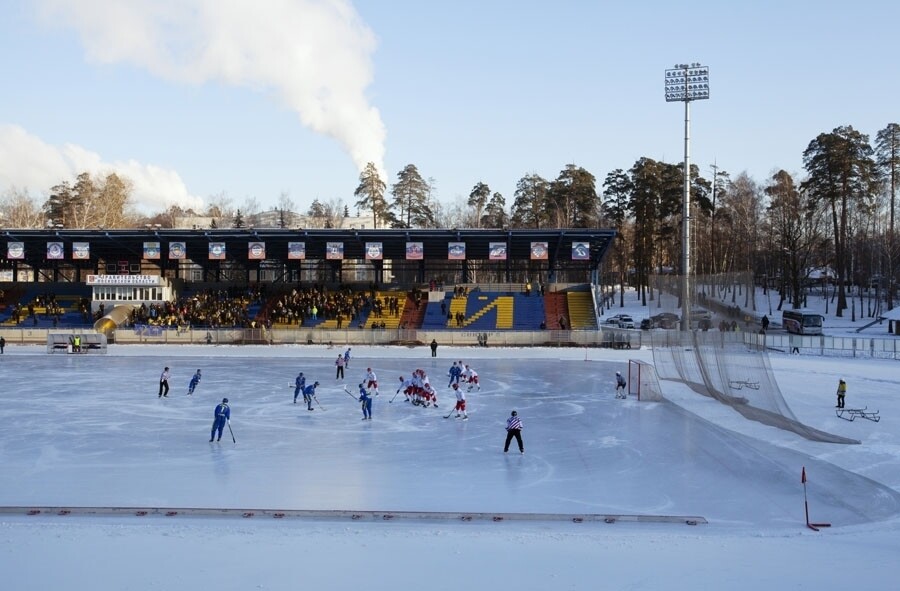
[421,298,449,329]
[362,292,406,329]
[511,293,545,330]
[399,293,427,328]
[566,291,597,329]
[543,292,567,329]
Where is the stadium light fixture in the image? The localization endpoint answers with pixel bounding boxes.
[665,63,709,331]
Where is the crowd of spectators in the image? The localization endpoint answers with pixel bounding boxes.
[130,286,264,330]
[6,292,93,327]
[267,284,370,328]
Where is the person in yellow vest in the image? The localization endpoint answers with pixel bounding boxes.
[836,379,847,409]
[73,335,81,353]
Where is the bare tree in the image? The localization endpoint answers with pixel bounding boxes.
[0,187,44,228]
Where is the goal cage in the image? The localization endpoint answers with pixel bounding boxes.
[627,359,663,401]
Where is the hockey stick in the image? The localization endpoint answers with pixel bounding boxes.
[226,420,236,444]
[342,386,359,400]
[313,395,325,411]
[443,408,456,419]
[389,390,401,403]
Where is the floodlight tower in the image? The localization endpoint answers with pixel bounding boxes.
[665,63,709,331]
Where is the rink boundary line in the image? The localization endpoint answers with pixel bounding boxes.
[1,506,706,526]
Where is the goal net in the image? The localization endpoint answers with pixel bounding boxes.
[627,359,663,401]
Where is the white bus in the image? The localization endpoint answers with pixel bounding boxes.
[782,309,823,335]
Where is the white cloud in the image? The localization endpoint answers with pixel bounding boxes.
[36,0,386,176]
[0,124,204,213]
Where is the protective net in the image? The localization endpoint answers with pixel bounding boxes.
[651,330,859,444]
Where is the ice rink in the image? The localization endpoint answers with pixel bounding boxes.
[2,344,900,590]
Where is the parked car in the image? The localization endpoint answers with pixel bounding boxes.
[608,314,635,329]
[642,312,680,329]
[690,307,712,320]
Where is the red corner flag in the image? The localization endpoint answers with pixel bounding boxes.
[802,467,807,484]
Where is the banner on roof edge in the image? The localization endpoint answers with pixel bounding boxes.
[209,242,226,260]
[7,242,24,260]
[571,241,590,260]
[73,242,90,260]
[288,242,306,259]
[248,242,266,260]
[47,242,64,260]
[489,242,507,260]
[169,242,186,260]
[405,242,423,260]
[365,242,383,260]
[326,242,344,260]
[530,241,548,260]
[448,242,466,260]
[143,242,160,260]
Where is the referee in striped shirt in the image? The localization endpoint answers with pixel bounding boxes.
[504,410,524,454]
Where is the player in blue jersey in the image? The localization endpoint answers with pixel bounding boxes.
[187,369,202,395]
[302,381,319,411]
[358,383,373,420]
[209,398,231,442]
[293,372,306,404]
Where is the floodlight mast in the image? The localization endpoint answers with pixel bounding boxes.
[665,63,709,331]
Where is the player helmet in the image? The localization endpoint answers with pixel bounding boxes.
[399,376,404,380]
[222,398,228,403]
[452,383,458,389]
[511,410,517,416]
[616,371,621,376]
[367,367,372,371]
[314,381,320,386]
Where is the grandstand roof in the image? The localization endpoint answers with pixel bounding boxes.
[1,228,615,270]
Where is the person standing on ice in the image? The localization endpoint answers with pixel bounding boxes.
[293,372,306,404]
[209,398,230,442]
[397,375,414,402]
[503,410,524,454]
[358,383,373,420]
[302,381,319,411]
[615,371,627,399]
[187,369,202,395]
[343,348,352,369]
[452,383,468,419]
[836,379,847,409]
[448,361,462,388]
[158,366,170,398]
[463,364,480,392]
[365,367,380,396]
[335,354,346,380]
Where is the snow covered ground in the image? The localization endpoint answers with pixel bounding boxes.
[1,330,899,590]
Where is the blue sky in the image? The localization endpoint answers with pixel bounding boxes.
[0,0,897,216]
